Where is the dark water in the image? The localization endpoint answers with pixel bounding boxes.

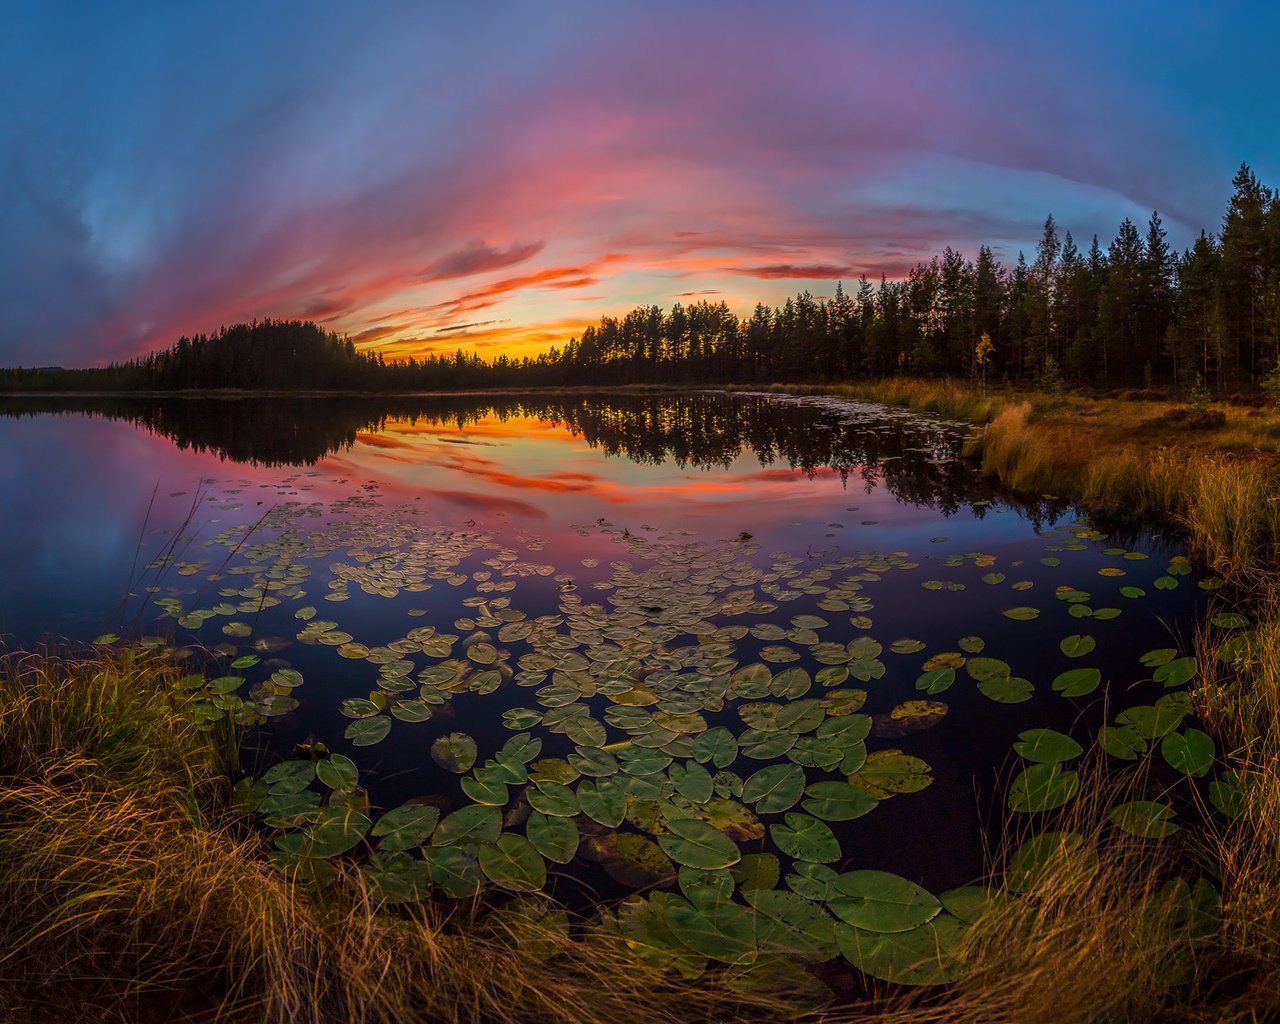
[0,391,1209,904]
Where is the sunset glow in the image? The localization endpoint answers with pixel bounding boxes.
[4,2,1279,366]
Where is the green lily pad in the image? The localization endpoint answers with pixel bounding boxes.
[1052,667,1101,697]
[802,781,879,821]
[664,902,758,964]
[1059,634,1096,658]
[576,776,628,827]
[525,811,578,864]
[431,733,478,774]
[1161,728,1215,777]
[527,781,579,817]
[1013,729,1083,764]
[742,763,806,813]
[316,754,359,791]
[1006,831,1096,893]
[1108,800,1178,839]
[731,853,781,894]
[1008,763,1079,813]
[977,675,1034,703]
[344,716,391,746]
[771,813,840,862]
[1153,656,1197,688]
[372,804,440,852]
[657,818,741,869]
[915,668,955,694]
[422,846,483,898]
[479,833,547,892]
[829,870,941,933]
[848,751,933,799]
[432,804,502,848]
[1002,607,1040,621]
[836,916,966,986]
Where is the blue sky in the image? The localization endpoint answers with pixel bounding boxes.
[3,1,1278,365]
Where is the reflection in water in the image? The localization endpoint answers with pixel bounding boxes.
[0,392,1039,519]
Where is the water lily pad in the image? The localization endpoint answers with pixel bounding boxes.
[731,853,780,894]
[915,668,955,694]
[848,751,932,799]
[658,818,741,869]
[1006,831,1095,893]
[890,638,927,655]
[1153,656,1197,688]
[372,804,440,852]
[802,781,878,821]
[828,870,941,932]
[576,776,628,827]
[525,811,579,863]
[691,727,738,769]
[1059,634,1096,658]
[1052,667,1101,697]
[770,813,840,863]
[1211,612,1249,629]
[344,716,391,746]
[836,916,965,986]
[316,754,359,791]
[1008,763,1079,812]
[1002,607,1040,621]
[1013,729,1083,764]
[528,781,579,817]
[1160,728,1215,777]
[742,763,806,813]
[978,675,1033,703]
[1108,800,1178,839]
[664,902,757,964]
[432,804,502,848]
[431,733,478,774]
[422,846,483,898]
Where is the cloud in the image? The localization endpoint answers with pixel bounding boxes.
[418,240,544,282]
[732,264,855,280]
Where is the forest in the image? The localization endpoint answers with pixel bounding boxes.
[2,163,1277,394]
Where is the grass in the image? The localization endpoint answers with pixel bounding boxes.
[0,648,799,1024]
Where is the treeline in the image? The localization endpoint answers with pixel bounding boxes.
[2,163,1277,392]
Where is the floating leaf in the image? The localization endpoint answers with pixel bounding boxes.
[344,716,391,746]
[1052,667,1101,697]
[915,668,955,694]
[1160,729,1215,777]
[890,638,927,655]
[731,853,780,894]
[664,902,757,964]
[1006,831,1095,894]
[657,818,741,869]
[576,777,628,827]
[431,733,478,774]
[836,916,966,986]
[372,804,440,852]
[525,811,578,864]
[1059,635,1096,658]
[432,805,502,848]
[1013,729,1083,764]
[848,751,932,799]
[803,781,878,821]
[829,870,941,933]
[770,813,840,863]
[742,763,806,813]
[1008,763,1079,813]
[1211,612,1249,629]
[978,675,1033,703]
[1209,771,1245,819]
[527,781,579,817]
[479,833,546,892]
[1153,656,1197,688]
[1108,800,1178,839]
[1002,607,1040,621]
[316,754,359,791]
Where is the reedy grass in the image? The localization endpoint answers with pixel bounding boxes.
[0,649,799,1024]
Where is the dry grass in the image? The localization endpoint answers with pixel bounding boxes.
[0,649,796,1024]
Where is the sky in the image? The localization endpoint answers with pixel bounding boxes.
[3,1,1279,367]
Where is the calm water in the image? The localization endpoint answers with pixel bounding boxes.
[0,392,1209,922]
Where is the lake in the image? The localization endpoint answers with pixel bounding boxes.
[0,390,1216,983]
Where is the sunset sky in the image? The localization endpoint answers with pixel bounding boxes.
[4,1,1279,367]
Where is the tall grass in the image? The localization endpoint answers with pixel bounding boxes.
[0,649,793,1024]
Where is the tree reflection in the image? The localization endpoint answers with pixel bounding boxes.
[0,392,1059,517]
